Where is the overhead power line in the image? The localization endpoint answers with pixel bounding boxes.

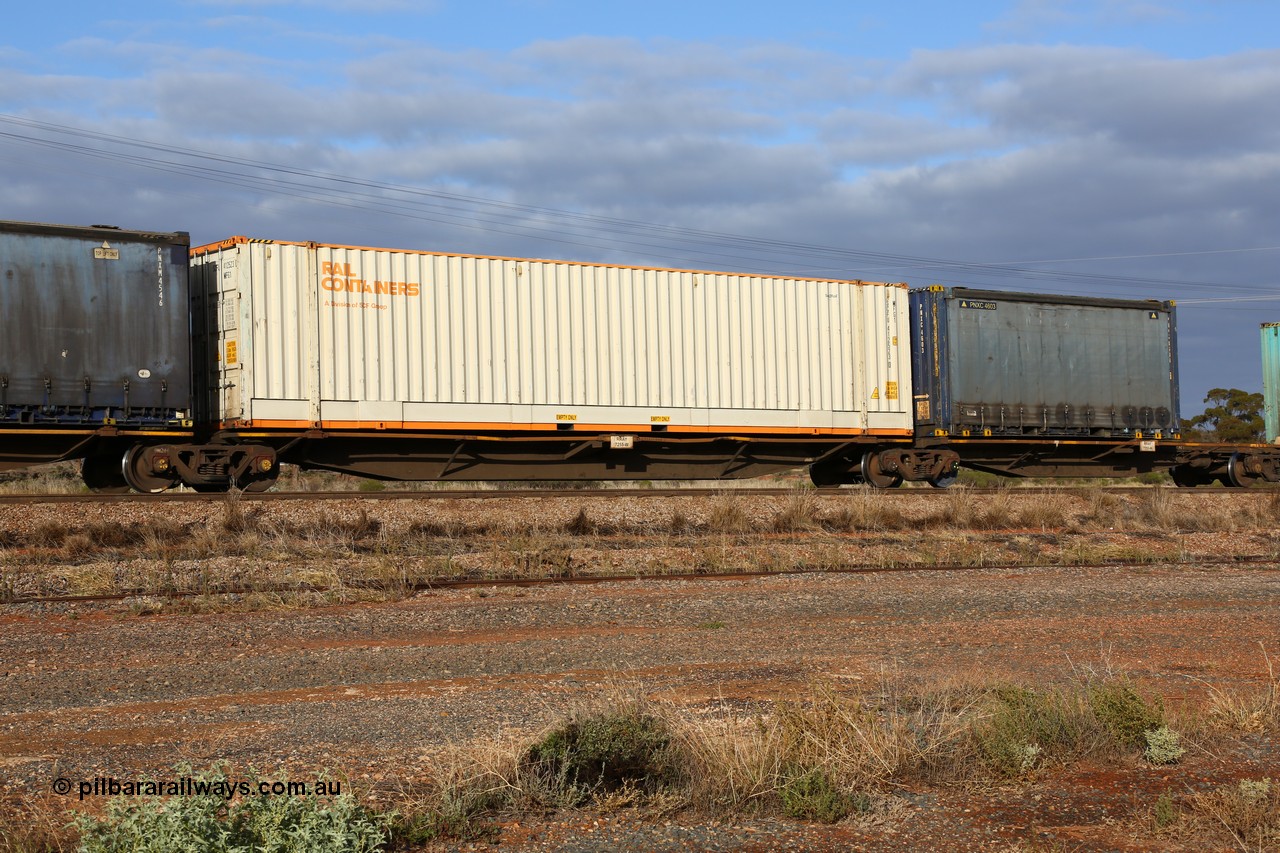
[0,113,1274,300]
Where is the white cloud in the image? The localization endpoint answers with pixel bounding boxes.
[0,31,1277,400]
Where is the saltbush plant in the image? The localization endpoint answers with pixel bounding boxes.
[1142,726,1185,765]
[74,766,387,853]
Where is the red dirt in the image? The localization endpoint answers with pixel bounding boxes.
[2,556,1277,850]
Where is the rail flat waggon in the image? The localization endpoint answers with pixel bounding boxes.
[2,218,1277,491]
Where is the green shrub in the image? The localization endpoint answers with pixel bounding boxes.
[388,791,500,845]
[1143,726,1185,765]
[974,686,1094,777]
[1087,681,1165,749]
[523,705,681,803]
[779,767,862,823]
[1153,791,1180,828]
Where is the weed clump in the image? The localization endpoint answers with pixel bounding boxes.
[564,507,614,536]
[523,704,682,804]
[1191,778,1279,850]
[707,494,752,535]
[1153,790,1180,829]
[973,686,1096,777]
[74,765,385,853]
[1087,680,1166,750]
[773,490,822,533]
[779,766,866,823]
[1142,725,1185,765]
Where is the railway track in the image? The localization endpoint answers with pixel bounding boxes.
[7,552,1276,607]
[0,484,1262,504]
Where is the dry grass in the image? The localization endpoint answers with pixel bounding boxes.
[1202,645,1280,734]
[706,493,752,535]
[0,795,75,853]
[771,489,823,533]
[4,665,1277,849]
[824,491,909,532]
[5,487,1280,609]
[1189,778,1280,852]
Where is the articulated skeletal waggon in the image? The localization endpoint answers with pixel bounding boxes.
[1,219,1277,492]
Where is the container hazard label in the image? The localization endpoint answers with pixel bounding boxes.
[959,300,997,310]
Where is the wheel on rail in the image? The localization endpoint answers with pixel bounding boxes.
[861,451,903,489]
[1226,452,1263,488]
[121,446,176,493]
[927,471,959,489]
[81,454,130,493]
[237,472,278,493]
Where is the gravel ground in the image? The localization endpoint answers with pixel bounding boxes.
[2,492,1279,851]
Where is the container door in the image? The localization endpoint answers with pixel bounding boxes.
[218,271,243,422]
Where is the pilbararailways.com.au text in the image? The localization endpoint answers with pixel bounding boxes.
[53,776,342,801]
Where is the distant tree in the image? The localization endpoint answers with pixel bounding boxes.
[1184,388,1265,443]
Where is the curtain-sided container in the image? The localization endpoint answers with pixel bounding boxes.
[910,286,1180,437]
[0,220,191,426]
[190,238,913,437]
[1263,323,1280,443]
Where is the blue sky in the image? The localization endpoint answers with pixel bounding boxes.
[1,0,1278,413]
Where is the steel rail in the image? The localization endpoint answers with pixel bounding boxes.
[0,484,1271,505]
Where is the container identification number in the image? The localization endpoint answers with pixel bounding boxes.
[958,300,997,310]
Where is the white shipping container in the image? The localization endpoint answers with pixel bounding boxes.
[190,238,913,436]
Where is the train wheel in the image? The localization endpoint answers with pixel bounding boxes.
[238,472,279,493]
[928,471,959,489]
[861,451,903,489]
[121,446,175,494]
[81,454,130,493]
[1226,452,1263,488]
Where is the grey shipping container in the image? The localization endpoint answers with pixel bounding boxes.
[0,220,191,426]
[910,287,1180,437]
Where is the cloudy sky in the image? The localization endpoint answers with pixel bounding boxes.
[1,0,1277,413]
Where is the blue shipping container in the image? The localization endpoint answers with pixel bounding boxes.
[910,287,1180,437]
[0,220,191,426]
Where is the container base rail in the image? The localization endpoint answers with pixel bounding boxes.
[915,437,1182,481]
[260,431,880,484]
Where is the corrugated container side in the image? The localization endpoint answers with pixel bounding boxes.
[1263,323,1280,443]
[0,220,191,426]
[191,239,913,435]
[910,287,1180,436]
